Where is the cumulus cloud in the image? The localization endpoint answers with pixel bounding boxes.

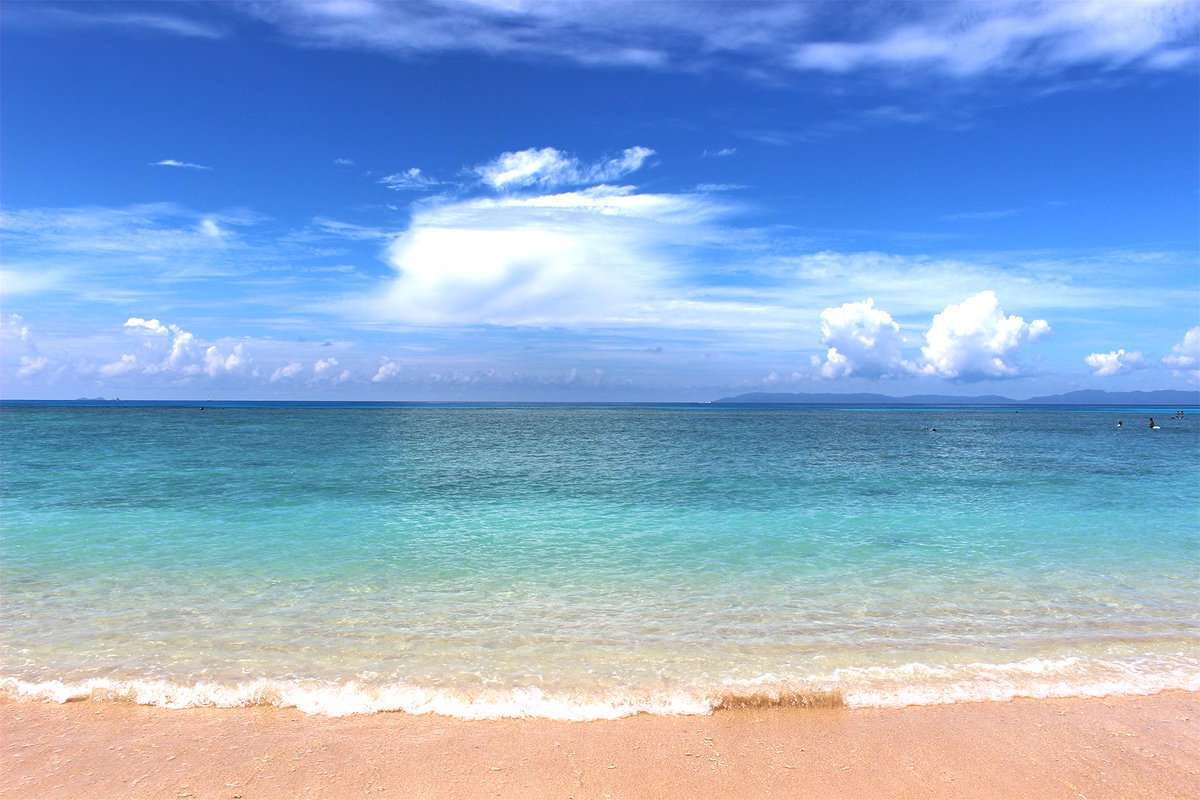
[104,317,248,379]
[918,291,1049,380]
[372,357,401,383]
[815,298,909,379]
[313,357,350,383]
[1085,348,1147,377]
[4,313,36,344]
[475,146,654,191]
[270,361,304,382]
[1162,326,1200,376]
[363,179,726,327]
[124,317,170,335]
[204,344,246,376]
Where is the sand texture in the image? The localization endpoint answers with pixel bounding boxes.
[2,691,1197,799]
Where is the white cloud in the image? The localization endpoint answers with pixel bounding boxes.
[4,313,35,344]
[9,6,226,39]
[270,361,304,382]
[475,146,654,191]
[3,314,53,379]
[1085,348,1147,377]
[362,180,727,327]
[779,249,1193,318]
[16,355,50,378]
[109,317,249,379]
[379,167,441,191]
[334,157,355,166]
[204,344,246,377]
[815,298,909,379]
[0,266,70,296]
[152,159,211,170]
[313,358,350,383]
[98,353,140,377]
[0,204,244,265]
[124,317,170,336]
[1163,326,1200,376]
[918,291,1050,380]
[372,358,401,382]
[789,0,1198,78]
[197,218,224,238]
[246,0,1196,81]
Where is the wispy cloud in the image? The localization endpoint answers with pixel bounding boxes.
[152,159,212,170]
[789,0,1198,79]
[379,167,443,192]
[245,0,1197,83]
[941,208,1022,222]
[474,147,655,191]
[6,5,227,39]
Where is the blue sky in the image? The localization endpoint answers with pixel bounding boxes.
[1,0,1197,400]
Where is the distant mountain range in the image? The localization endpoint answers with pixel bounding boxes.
[716,389,1200,405]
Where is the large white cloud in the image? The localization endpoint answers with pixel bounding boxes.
[815,298,908,379]
[1162,326,1200,377]
[1085,348,1147,377]
[918,291,1050,380]
[364,182,726,327]
[811,291,1050,381]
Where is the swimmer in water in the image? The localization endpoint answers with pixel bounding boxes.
[1149,417,1158,429]
[1117,420,1123,427]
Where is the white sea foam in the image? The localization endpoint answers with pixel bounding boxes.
[3,654,1197,719]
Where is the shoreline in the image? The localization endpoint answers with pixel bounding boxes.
[3,690,1196,799]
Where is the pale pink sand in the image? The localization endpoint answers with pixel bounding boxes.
[3,691,1197,799]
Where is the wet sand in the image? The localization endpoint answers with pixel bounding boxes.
[2,691,1196,799]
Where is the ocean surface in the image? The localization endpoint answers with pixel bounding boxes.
[2,403,1198,719]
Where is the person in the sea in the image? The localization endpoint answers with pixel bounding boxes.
[1149,418,1156,428]
[1117,420,1123,427]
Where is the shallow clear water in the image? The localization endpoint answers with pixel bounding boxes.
[2,404,1198,718]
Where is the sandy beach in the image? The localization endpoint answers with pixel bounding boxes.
[2,691,1196,799]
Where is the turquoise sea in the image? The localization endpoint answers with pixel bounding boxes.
[2,403,1198,719]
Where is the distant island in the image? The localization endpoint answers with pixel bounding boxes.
[716,389,1200,405]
